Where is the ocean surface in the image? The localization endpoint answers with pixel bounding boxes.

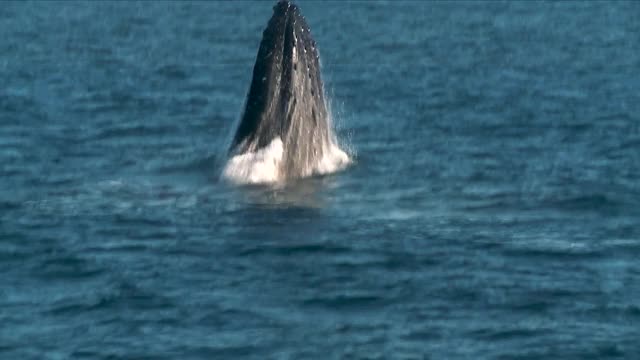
[2,1,639,359]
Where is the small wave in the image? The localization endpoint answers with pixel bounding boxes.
[238,242,349,257]
[301,293,383,309]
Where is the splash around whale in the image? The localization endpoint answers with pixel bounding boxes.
[222,0,350,185]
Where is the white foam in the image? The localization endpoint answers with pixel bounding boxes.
[221,137,284,185]
[314,141,351,176]
[221,137,351,185]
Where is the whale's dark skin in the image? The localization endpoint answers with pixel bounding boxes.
[229,0,331,178]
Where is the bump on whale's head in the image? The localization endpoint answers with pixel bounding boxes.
[273,0,298,17]
[266,0,313,43]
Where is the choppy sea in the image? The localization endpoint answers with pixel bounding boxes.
[1,1,639,359]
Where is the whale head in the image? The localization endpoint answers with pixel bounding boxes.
[230,1,328,158]
[224,0,349,182]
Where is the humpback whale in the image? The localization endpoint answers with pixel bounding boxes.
[222,0,349,184]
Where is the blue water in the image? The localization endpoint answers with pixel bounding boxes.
[2,1,639,358]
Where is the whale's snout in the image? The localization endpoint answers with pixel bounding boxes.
[224,1,349,183]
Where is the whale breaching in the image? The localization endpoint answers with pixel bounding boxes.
[222,0,350,184]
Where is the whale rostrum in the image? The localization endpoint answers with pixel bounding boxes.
[229,0,336,179]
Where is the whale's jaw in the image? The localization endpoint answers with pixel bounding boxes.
[228,0,336,180]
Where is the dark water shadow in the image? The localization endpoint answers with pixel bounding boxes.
[221,173,344,212]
